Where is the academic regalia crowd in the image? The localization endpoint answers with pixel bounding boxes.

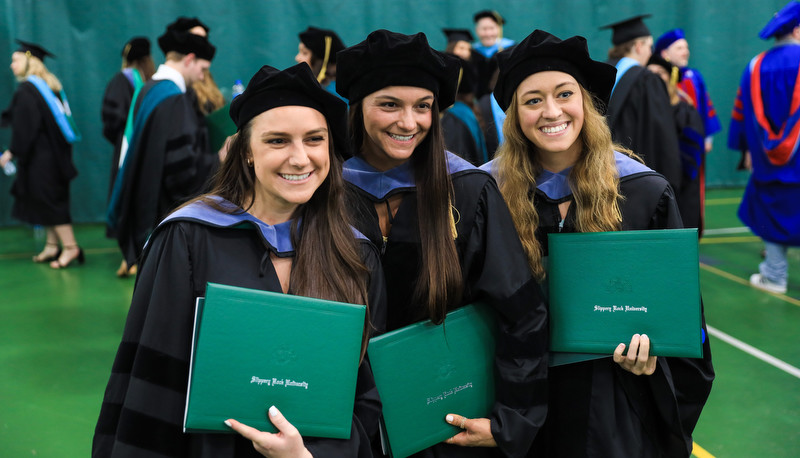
[24,2,800,456]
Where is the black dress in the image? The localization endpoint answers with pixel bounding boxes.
[343,153,548,458]
[93,198,387,457]
[1,81,77,225]
[525,152,715,458]
[113,79,217,266]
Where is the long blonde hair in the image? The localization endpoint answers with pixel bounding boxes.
[17,54,62,92]
[493,87,629,279]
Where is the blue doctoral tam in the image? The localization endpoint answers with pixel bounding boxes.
[654,28,685,54]
[760,1,800,40]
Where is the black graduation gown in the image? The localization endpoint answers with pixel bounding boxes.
[477,94,500,160]
[606,63,683,194]
[1,81,77,225]
[93,200,387,457]
[114,81,218,266]
[527,154,714,458]
[343,154,548,458]
[672,101,706,231]
[101,71,135,237]
[441,112,482,165]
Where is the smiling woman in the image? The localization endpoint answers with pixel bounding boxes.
[335,29,549,457]
[92,63,387,458]
[483,29,715,457]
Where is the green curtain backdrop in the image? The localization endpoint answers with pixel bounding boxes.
[0,0,788,225]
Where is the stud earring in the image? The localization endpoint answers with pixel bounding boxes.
[246,158,253,167]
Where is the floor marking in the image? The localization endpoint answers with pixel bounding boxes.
[702,227,751,235]
[700,236,760,245]
[707,325,800,379]
[692,441,715,458]
[699,263,800,306]
[705,197,741,205]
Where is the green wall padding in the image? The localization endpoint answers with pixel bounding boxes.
[0,0,788,225]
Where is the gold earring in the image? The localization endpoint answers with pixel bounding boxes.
[247,158,253,167]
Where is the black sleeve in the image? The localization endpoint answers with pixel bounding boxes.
[101,73,133,145]
[6,84,44,163]
[461,178,549,458]
[93,223,199,457]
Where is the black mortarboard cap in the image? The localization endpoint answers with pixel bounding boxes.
[600,14,652,45]
[473,10,505,25]
[443,28,474,43]
[229,63,348,155]
[158,17,216,61]
[298,27,346,64]
[122,37,151,61]
[493,29,617,112]
[456,58,478,95]
[15,39,54,61]
[336,29,461,108]
[759,1,800,40]
[647,53,682,83]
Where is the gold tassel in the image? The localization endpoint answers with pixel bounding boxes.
[450,201,460,239]
[670,65,680,87]
[317,36,332,83]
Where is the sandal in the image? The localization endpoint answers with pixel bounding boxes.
[33,242,61,263]
[50,245,85,269]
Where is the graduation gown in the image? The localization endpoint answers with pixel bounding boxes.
[113,80,218,266]
[672,99,706,231]
[606,61,683,194]
[101,72,135,194]
[93,198,387,458]
[523,152,715,458]
[1,81,77,225]
[343,153,548,458]
[728,42,800,246]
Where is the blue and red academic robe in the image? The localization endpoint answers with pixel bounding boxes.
[728,42,800,245]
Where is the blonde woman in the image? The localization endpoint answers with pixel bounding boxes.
[483,30,714,457]
[1,40,82,268]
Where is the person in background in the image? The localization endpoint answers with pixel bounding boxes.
[655,28,721,235]
[484,29,714,456]
[106,17,219,269]
[472,10,515,58]
[93,62,386,457]
[295,26,346,100]
[442,29,489,165]
[1,39,83,269]
[729,0,800,294]
[337,29,548,457]
[192,68,225,115]
[647,53,706,230]
[601,14,683,195]
[101,36,154,276]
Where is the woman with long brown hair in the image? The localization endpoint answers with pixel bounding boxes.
[337,29,547,457]
[484,29,714,457]
[93,63,385,457]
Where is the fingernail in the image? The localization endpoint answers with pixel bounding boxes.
[446,414,454,423]
[224,420,232,427]
[269,405,278,417]
[641,334,648,339]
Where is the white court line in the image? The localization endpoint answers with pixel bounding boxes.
[707,325,800,379]
[702,227,751,235]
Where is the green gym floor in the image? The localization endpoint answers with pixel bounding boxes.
[0,188,798,457]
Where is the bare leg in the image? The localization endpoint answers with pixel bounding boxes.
[50,224,84,269]
[32,227,60,262]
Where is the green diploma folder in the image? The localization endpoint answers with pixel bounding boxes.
[368,304,496,458]
[548,228,702,358]
[183,283,366,438]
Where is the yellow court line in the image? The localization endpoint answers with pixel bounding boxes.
[692,441,715,458]
[700,263,800,307]
[700,236,761,244]
[704,197,741,205]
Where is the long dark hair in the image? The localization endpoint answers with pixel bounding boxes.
[349,99,463,324]
[189,117,372,358]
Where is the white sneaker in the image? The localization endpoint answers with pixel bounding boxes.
[749,273,787,294]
